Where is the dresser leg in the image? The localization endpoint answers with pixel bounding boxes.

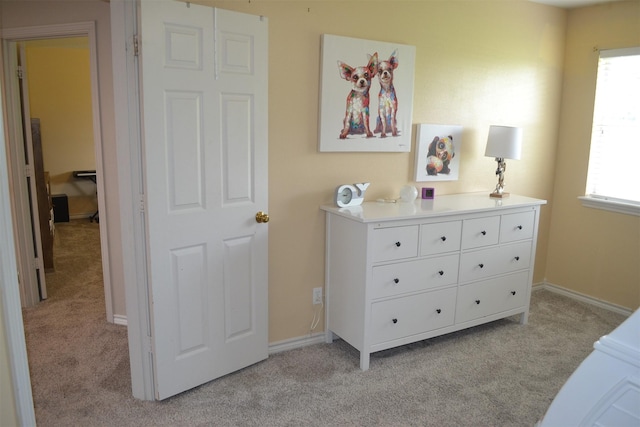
[360,352,370,371]
[325,330,335,343]
[520,310,529,325]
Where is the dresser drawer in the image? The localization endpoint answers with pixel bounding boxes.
[500,211,535,243]
[371,254,459,299]
[372,225,419,263]
[371,287,457,345]
[461,216,500,249]
[421,221,462,255]
[455,271,529,323]
[459,241,532,283]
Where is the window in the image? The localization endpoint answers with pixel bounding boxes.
[580,47,640,216]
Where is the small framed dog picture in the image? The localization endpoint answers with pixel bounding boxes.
[414,124,463,182]
[318,34,416,152]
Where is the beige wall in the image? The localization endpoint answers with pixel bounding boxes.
[192,0,565,341]
[546,1,640,309]
[0,0,127,318]
[26,38,97,218]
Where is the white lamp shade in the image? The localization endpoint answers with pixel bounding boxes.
[485,125,522,160]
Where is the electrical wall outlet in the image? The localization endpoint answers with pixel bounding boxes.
[312,287,323,305]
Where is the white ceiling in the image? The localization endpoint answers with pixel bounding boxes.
[528,0,623,8]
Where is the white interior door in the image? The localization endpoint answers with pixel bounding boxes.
[4,41,47,305]
[139,0,269,400]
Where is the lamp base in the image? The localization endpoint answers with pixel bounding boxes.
[489,192,510,198]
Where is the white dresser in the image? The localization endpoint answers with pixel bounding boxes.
[321,193,546,370]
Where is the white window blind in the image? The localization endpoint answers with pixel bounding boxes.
[584,47,640,209]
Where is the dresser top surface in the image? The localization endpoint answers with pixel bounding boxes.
[321,192,547,223]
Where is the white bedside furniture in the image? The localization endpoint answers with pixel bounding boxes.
[321,192,546,370]
[539,308,640,427]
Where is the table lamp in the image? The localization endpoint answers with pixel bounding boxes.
[484,125,522,198]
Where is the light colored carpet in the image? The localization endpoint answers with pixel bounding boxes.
[22,220,627,426]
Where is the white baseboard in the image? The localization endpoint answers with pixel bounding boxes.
[534,281,633,317]
[268,332,326,354]
[107,317,325,353]
[108,315,325,353]
[110,284,631,354]
[113,314,128,326]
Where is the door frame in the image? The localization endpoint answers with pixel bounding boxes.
[110,0,155,400]
[1,21,113,319]
[0,96,37,427]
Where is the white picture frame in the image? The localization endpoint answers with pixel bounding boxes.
[318,34,416,152]
[414,124,462,182]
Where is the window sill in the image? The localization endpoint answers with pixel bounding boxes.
[578,196,640,217]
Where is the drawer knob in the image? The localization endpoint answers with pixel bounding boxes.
[395,241,401,247]
[511,291,517,295]
[392,318,398,324]
[436,309,442,314]
[393,278,400,284]
[516,225,523,230]
[514,256,520,261]
[475,300,481,305]
[440,236,447,242]
[438,270,444,276]
[481,230,487,236]
[478,263,484,269]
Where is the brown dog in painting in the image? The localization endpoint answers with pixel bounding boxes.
[374,50,399,138]
[337,53,378,139]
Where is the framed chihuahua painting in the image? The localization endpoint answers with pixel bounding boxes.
[318,34,416,152]
[414,124,462,182]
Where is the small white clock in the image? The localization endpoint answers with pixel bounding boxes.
[335,182,370,207]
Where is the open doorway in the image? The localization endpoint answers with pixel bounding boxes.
[26,38,99,223]
[24,36,103,301]
[2,23,113,319]
[26,35,112,330]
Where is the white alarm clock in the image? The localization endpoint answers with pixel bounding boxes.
[335,182,370,207]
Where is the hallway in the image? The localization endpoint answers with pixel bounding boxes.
[21,220,129,422]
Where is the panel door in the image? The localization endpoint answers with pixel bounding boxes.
[6,42,48,304]
[140,0,269,400]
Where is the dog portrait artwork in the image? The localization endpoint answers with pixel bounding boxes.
[337,53,378,139]
[415,124,463,182]
[426,135,455,175]
[374,50,399,138]
[319,35,416,152]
